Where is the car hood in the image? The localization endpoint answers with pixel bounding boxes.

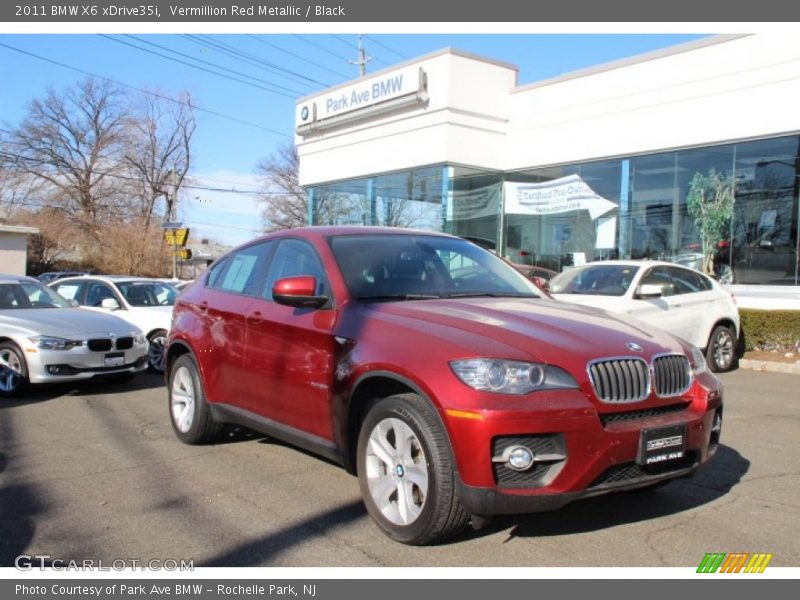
[357,297,686,363]
[0,308,141,338]
[550,293,627,311]
[114,305,173,333]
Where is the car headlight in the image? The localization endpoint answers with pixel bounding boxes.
[689,344,707,375]
[133,333,147,345]
[450,358,578,394]
[28,336,83,351]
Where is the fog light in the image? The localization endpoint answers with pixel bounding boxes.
[506,446,535,471]
[47,365,61,374]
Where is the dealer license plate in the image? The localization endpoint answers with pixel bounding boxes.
[104,352,125,368]
[638,424,687,465]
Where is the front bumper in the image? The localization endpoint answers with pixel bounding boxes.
[25,346,149,383]
[443,378,722,516]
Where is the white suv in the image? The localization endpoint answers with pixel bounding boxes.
[549,260,741,372]
[50,276,177,373]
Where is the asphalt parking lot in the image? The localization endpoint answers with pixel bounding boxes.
[1,368,798,568]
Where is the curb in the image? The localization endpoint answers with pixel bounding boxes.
[738,358,800,375]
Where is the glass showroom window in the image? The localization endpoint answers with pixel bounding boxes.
[503,160,621,271]
[732,135,800,285]
[445,167,503,253]
[310,167,445,230]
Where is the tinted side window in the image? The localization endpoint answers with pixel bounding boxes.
[639,266,675,297]
[206,258,229,290]
[86,282,118,306]
[215,242,272,296]
[667,266,708,295]
[262,239,329,300]
[52,281,85,302]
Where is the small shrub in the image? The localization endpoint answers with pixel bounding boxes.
[740,309,800,352]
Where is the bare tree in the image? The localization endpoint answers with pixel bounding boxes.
[124,90,196,227]
[3,77,198,274]
[256,142,309,231]
[5,78,128,238]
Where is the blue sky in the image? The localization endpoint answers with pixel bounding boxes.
[0,33,706,245]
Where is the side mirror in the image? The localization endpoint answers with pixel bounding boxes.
[635,284,663,299]
[101,297,121,310]
[69,299,80,308]
[272,276,328,309]
[532,276,551,296]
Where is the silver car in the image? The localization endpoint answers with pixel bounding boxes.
[0,275,149,397]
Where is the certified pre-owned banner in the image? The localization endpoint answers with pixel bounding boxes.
[3,0,800,22]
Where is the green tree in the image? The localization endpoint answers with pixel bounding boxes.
[686,168,735,276]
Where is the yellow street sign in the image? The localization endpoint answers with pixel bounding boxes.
[163,228,190,247]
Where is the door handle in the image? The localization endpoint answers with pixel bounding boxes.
[246,311,263,324]
[198,300,209,314]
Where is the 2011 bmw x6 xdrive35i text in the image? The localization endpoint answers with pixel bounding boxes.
[165,228,723,545]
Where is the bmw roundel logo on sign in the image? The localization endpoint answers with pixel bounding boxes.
[300,106,309,121]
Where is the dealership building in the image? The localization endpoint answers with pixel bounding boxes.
[295,34,800,291]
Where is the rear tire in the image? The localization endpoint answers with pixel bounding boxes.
[168,354,221,444]
[0,342,29,398]
[147,329,168,373]
[706,325,737,372]
[356,393,469,545]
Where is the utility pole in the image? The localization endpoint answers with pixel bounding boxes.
[348,34,372,77]
[171,167,178,279]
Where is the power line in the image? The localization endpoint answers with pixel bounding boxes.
[6,196,264,236]
[184,34,330,89]
[100,34,300,98]
[364,35,408,61]
[0,149,293,196]
[247,35,350,79]
[0,41,290,139]
[292,34,351,63]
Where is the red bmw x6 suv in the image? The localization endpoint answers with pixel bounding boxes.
[166,227,723,545]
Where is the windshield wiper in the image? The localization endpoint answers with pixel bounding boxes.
[445,291,537,299]
[357,293,443,302]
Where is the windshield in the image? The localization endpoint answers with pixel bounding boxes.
[329,234,540,301]
[116,281,178,307]
[0,280,72,309]
[550,265,639,297]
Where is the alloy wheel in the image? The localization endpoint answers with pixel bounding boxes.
[0,349,22,393]
[364,417,429,526]
[170,365,196,433]
[148,334,167,372]
[712,328,734,370]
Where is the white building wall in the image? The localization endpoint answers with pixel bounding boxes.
[296,34,800,186]
[0,233,29,275]
[297,51,516,186]
[504,35,800,169]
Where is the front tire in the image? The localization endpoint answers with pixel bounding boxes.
[147,329,168,373]
[168,354,221,444]
[356,393,469,545]
[706,325,737,372]
[0,342,29,398]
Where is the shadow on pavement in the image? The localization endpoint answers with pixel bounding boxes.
[0,410,48,566]
[470,444,749,542]
[201,501,366,566]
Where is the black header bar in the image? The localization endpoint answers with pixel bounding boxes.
[2,1,800,23]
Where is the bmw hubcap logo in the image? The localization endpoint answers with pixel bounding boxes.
[626,342,644,352]
[395,464,405,477]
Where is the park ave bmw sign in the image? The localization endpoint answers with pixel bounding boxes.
[296,65,426,131]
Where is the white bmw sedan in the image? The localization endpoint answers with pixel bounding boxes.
[549,260,741,372]
[0,275,148,397]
